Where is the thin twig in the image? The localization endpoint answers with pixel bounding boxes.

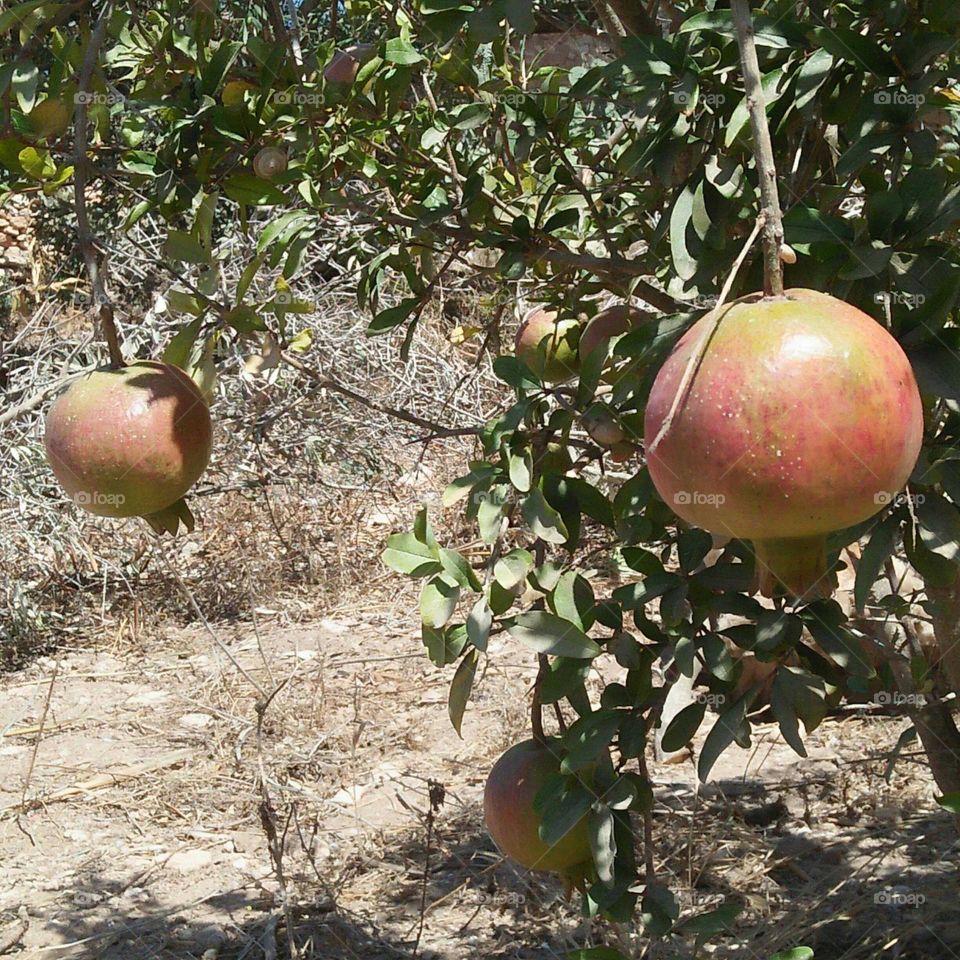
[646,216,763,457]
[16,660,58,841]
[74,0,123,368]
[731,0,785,297]
[281,350,482,439]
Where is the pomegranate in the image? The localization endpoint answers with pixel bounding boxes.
[515,306,581,383]
[579,304,647,382]
[644,289,922,599]
[45,361,213,519]
[484,739,591,875]
[324,44,376,86]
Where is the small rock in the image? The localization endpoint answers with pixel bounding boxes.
[72,891,102,909]
[167,849,214,873]
[179,713,214,730]
[122,886,150,903]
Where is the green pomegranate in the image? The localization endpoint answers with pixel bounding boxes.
[483,738,591,875]
[515,307,581,383]
[644,289,923,599]
[45,361,213,519]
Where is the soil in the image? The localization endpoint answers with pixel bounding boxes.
[0,598,957,960]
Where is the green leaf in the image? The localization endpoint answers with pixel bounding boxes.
[423,623,468,667]
[536,774,592,846]
[675,901,742,937]
[448,648,479,737]
[381,533,441,577]
[493,548,533,590]
[567,945,629,959]
[917,493,960,561]
[802,601,876,679]
[507,611,600,659]
[659,700,706,753]
[439,547,482,592]
[367,297,422,334]
[698,694,750,782]
[550,571,596,633]
[855,515,900,612]
[163,230,211,264]
[936,792,960,814]
[162,318,203,371]
[588,803,616,885]
[223,173,285,205]
[809,25,896,76]
[561,710,623,772]
[669,182,697,281]
[794,49,834,110]
[466,596,492,651]
[769,950,814,960]
[507,444,532,492]
[678,10,797,47]
[12,60,39,112]
[384,37,425,65]
[770,666,827,757]
[522,488,569,544]
[725,68,784,147]
[420,575,461,628]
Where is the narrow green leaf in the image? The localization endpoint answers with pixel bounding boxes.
[448,648,479,737]
[508,611,600,659]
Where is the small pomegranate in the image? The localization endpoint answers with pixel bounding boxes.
[45,361,212,518]
[579,304,647,382]
[484,739,591,875]
[515,306,581,383]
[644,289,922,599]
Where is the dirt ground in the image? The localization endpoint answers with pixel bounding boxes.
[0,593,958,960]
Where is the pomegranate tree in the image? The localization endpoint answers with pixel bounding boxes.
[45,361,213,519]
[644,289,923,599]
[483,739,591,877]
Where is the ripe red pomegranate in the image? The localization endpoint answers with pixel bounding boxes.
[515,307,581,383]
[644,289,922,599]
[484,739,591,875]
[45,361,213,519]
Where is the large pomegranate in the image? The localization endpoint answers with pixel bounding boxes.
[644,289,922,599]
[483,738,591,875]
[45,360,213,518]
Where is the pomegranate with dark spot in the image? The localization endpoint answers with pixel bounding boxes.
[644,289,922,599]
[45,361,213,519]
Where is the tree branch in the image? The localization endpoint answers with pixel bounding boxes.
[280,351,482,439]
[74,0,123,368]
[731,0,785,297]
